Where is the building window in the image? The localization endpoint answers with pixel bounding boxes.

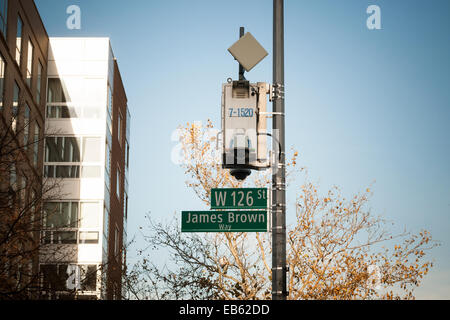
[80,202,100,228]
[19,175,27,208]
[82,137,101,162]
[44,165,80,179]
[9,163,17,191]
[125,194,128,220]
[42,201,78,245]
[24,103,30,149]
[16,15,23,66]
[0,0,7,36]
[105,142,111,187]
[46,105,80,119]
[0,53,5,112]
[41,264,69,292]
[47,78,104,119]
[43,201,101,245]
[37,62,42,104]
[47,78,104,120]
[27,39,34,87]
[44,137,80,178]
[103,207,109,246]
[33,122,40,167]
[116,166,121,199]
[12,82,20,132]
[43,202,78,229]
[79,231,99,244]
[107,85,112,133]
[80,265,97,291]
[41,230,77,245]
[40,264,98,293]
[47,78,67,103]
[81,166,101,178]
[114,225,120,260]
[125,140,130,177]
[117,113,122,145]
[44,137,104,179]
[45,137,80,163]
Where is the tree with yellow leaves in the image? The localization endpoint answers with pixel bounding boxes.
[125,120,438,300]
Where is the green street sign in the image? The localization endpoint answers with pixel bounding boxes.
[211,188,268,209]
[181,211,267,233]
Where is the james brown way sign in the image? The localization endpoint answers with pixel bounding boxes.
[181,210,267,233]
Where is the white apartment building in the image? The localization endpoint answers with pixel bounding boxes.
[40,38,129,300]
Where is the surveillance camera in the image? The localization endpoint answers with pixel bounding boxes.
[230,168,251,181]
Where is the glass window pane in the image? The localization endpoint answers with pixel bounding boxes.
[44,202,78,228]
[33,122,40,167]
[56,231,77,244]
[82,137,101,162]
[27,39,33,86]
[103,207,109,239]
[55,166,70,178]
[46,105,56,118]
[46,165,80,178]
[12,82,19,112]
[125,141,129,170]
[80,265,97,291]
[81,166,101,178]
[71,203,79,227]
[107,85,112,133]
[125,195,128,220]
[46,105,79,119]
[47,78,67,103]
[60,202,70,226]
[45,137,80,163]
[85,78,105,104]
[105,143,111,174]
[114,226,120,257]
[16,16,22,65]
[107,85,113,117]
[61,202,78,228]
[54,165,80,178]
[57,265,69,291]
[41,265,57,290]
[117,114,122,144]
[69,166,80,178]
[43,202,59,228]
[11,82,20,133]
[37,62,42,104]
[83,106,102,119]
[41,231,52,244]
[58,106,70,118]
[44,165,55,178]
[79,231,99,244]
[0,0,7,36]
[80,202,99,228]
[23,104,30,148]
[116,168,121,199]
[0,53,5,112]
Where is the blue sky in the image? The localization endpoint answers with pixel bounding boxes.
[35,0,450,299]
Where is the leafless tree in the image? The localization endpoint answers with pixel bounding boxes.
[0,112,58,299]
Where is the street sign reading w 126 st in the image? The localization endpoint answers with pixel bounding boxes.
[211,188,268,209]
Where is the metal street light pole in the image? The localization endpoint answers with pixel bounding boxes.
[239,27,246,81]
[272,0,287,300]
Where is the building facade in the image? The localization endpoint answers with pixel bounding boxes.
[40,38,129,300]
[0,0,129,300]
[0,0,49,299]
